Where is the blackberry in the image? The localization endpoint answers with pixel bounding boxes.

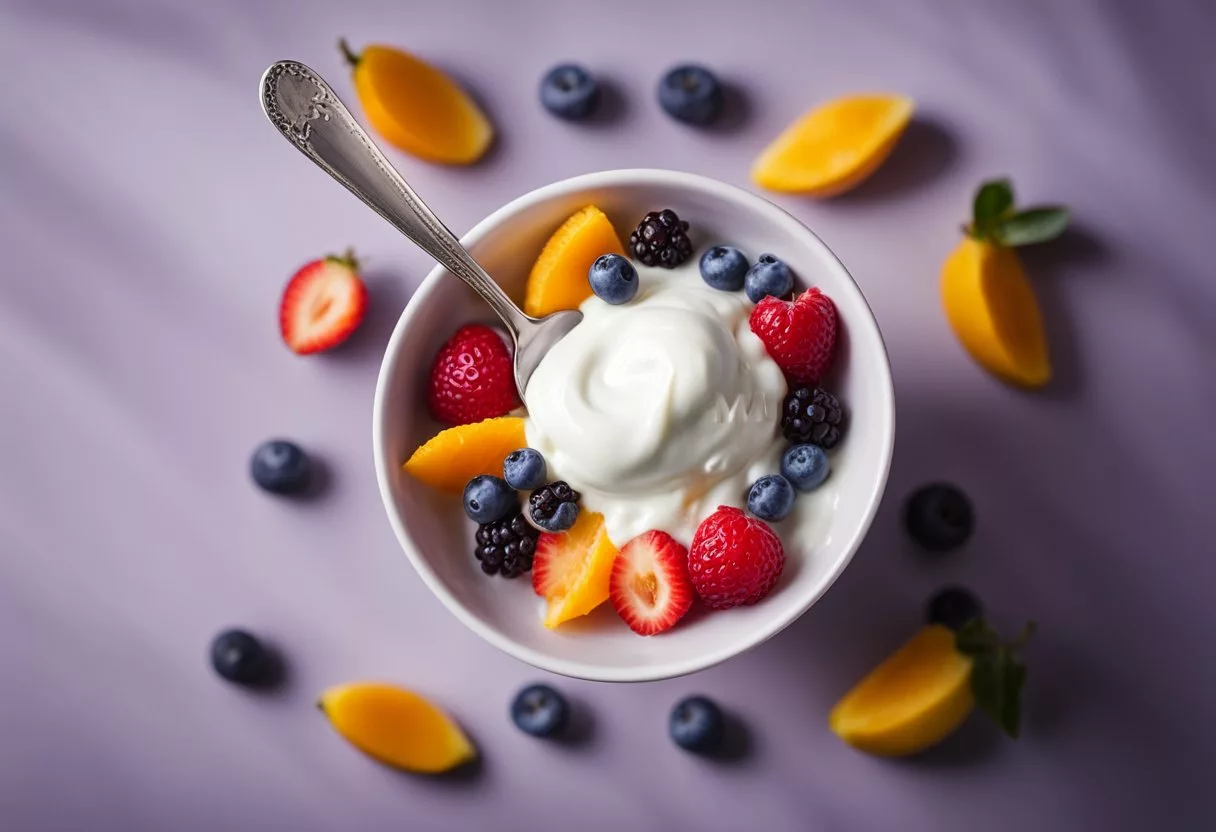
[529,481,580,526]
[629,209,693,269]
[782,387,844,449]
[474,511,540,578]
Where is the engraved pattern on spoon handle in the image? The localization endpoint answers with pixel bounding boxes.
[259,60,529,332]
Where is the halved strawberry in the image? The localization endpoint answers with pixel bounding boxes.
[609,530,694,636]
[280,251,367,355]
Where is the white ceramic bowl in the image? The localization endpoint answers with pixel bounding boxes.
[373,169,894,683]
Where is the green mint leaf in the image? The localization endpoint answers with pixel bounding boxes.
[972,178,1015,238]
[955,618,999,656]
[970,652,1006,729]
[994,207,1070,247]
[1000,657,1028,739]
[962,619,1035,739]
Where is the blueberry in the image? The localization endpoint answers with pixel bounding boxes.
[534,501,578,532]
[781,444,830,492]
[669,695,725,753]
[463,475,518,524]
[905,483,974,552]
[747,474,796,522]
[699,246,749,291]
[744,254,795,303]
[658,64,723,125]
[926,586,984,631]
[211,629,271,686]
[250,440,311,495]
[511,683,569,737]
[540,64,600,120]
[588,254,639,305]
[503,448,547,491]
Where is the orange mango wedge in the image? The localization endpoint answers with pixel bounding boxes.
[341,39,493,165]
[829,625,974,756]
[403,416,525,493]
[751,94,914,197]
[532,511,618,629]
[941,237,1051,388]
[524,206,626,318]
[318,682,475,773]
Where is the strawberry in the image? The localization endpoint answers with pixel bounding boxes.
[749,288,838,386]
[427,324,521,426]
[688,507,785,610]
[609,530,694,636]
[280,251,367,355]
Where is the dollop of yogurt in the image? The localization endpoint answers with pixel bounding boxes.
[524,262,787,545]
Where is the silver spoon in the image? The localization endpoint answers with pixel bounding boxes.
[259,60,582,398]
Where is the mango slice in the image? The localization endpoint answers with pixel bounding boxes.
[524,206,626,318]
[751,94,914,197]
[532,511,618,628]
[829,625,974,756]
[342,39,493,165]
[319,682,475,773]
[403,416,525,493]
[941,237,1051,387]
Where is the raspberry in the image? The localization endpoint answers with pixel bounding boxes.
[629,209,693,269]
[749,288,838,386]
[687,506,785,609]
[781,387,844,449]
[427,324,520,426]
[474,512,540,578]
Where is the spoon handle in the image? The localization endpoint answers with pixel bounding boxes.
[260,60,530,335]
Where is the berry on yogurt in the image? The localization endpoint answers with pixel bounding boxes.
[503,448,547,491]
[747,474,796,522]
[688,507,785,609]
[781,444,830,491]
[699,245,749,291]
[588,253,639,305]
[744,254,795,302]
[629,209,693,268]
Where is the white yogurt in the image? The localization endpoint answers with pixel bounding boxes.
[524,262,789,546]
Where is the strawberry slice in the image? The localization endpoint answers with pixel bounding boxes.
[280,251,367,355]
[609,530,694,636]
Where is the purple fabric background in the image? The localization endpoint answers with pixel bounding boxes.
[2,0,1214,829]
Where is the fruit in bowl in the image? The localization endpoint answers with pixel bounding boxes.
[374,170,894,682]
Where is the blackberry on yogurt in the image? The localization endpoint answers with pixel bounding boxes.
[629,209,693,269]
[529,481,581,531]
[781,386,844,450]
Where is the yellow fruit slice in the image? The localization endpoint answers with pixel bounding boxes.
[403,416,525,493]
[524,206,626,318]
[829,625,974,756]
[941,237,1051,387]
[341,39,493,165]
[751,94,914,197]
[318,682,475,773]
[532,511,617,628]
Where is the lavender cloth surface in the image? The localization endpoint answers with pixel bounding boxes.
[1,1,1214,829]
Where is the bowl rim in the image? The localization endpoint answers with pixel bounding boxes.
[373,168,895,683]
